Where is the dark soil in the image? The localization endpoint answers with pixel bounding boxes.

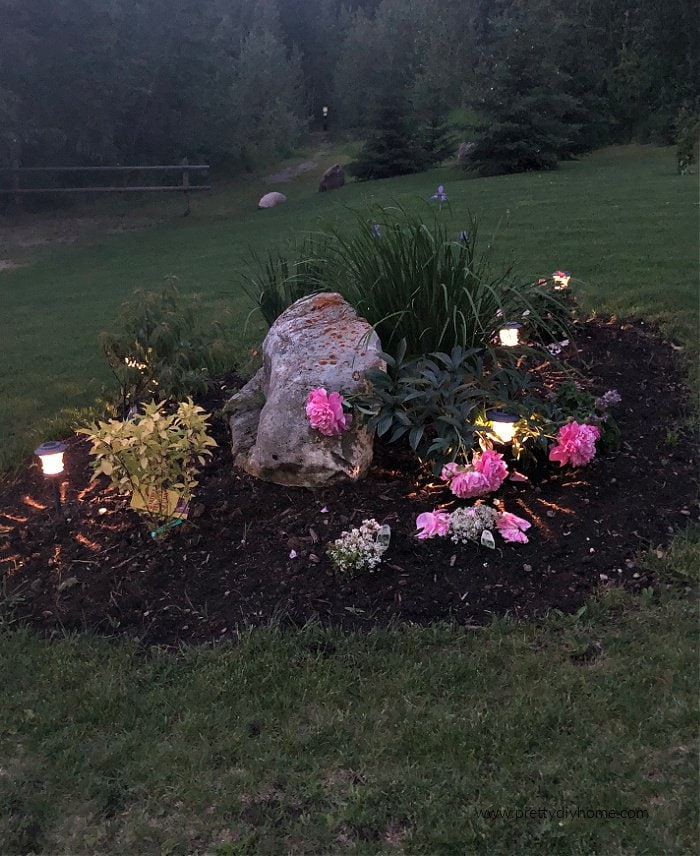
[1,320,696,647]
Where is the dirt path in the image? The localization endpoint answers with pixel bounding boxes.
[263,132,331,184]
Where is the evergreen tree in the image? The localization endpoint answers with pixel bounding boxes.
[347,92,423,180]
[412,76,456,166]
[468,26,580,176]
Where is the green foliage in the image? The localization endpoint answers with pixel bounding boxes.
[468,24,580,176]
[412,76,456,167]
[353,339,535,469]
[100,282,231,418]
[347,92,425,181]
[1,145,697,472]
[241,239,328,328]
[78,399,216,535]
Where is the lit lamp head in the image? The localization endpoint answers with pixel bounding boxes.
[552,270,571,290]
[34,441,67,517]
[322,106,329,118]
[485,409,518,444]
[498,321,523,347]
[34,441,67,477]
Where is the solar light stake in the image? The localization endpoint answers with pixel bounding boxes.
[498,322,523,347]
[34,441,67,516]
[485,410,518,445]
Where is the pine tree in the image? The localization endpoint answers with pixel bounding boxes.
[412,76,455,167]
[468,26,580,176]
[347,91,424,180]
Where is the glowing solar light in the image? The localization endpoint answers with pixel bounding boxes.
[485,410,519,444]
[498,322,523,347]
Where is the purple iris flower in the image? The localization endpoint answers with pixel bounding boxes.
[431,185,447,203]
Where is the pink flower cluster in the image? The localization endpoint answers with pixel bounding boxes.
[549,421,600,468]
[305,388,348,436]
[441,450,508,498]
[415,507,531,544]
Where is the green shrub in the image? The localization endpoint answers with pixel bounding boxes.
[78,399,216,536]
[101,282,232,417]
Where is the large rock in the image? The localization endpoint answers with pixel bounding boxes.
[258,191,287,209]
[318,163,345,192]
[226,293,385,487]
[457,141,476,162]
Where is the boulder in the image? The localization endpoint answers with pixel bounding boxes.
[225,293,384,487]
[258,191,287,209]
[318,163,345,192]
[457,141,476,162]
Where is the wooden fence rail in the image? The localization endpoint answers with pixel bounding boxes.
[0,162,210,212]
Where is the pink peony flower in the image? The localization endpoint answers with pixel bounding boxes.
[496,511,531,544]
[416,510,450,539]
[473,449,508,492]
[450,470,489,498]
[549,421,600,468]
[441,450,509,499]
[306,388,347,436]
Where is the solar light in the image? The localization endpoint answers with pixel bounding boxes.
[34,440,67,515]
[485,410,518,444]
[552,270,571,290]
[498,322,523,347]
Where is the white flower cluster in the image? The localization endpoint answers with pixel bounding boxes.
[327,519,389,574]
[449,504,498,545]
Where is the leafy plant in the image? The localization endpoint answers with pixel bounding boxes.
[101,282,232,418]
[78,399,217,536]
[352,339,535,470]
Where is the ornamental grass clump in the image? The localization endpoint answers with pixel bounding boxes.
[78,399,216,537]
[241,204,575,357]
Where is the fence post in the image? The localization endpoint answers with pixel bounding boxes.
[11,159,22,212]
[181,157,190,215]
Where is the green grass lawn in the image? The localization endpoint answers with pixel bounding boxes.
[1,146,698,854]
[1,144,697,468]
[1,590,697,855]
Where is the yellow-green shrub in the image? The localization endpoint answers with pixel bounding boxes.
[78,399,216,534]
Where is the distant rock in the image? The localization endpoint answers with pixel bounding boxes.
[457,141,476,162]
[225,292,384,487]
[258,191,287,209]
[318,163,345,192]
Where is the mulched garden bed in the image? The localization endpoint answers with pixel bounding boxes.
[1,319,696,647]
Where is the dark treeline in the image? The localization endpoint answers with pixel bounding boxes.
[0,0,696,170]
